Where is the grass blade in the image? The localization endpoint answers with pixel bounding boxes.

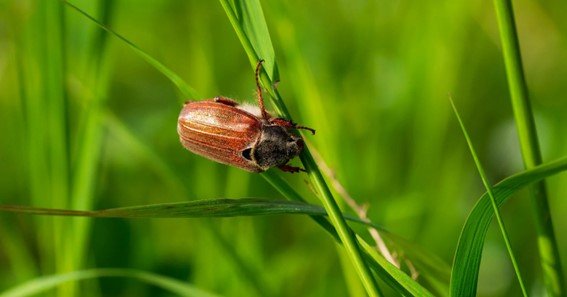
[492,0,565,295]
[227,0,278,81]
[218,0,277,81]
[0,198,357,220]
[0,268,219,297]
[450,100,527,296]
[451,156,567,296]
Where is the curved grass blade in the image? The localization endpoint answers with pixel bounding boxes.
[0,268,219,297]
[451,99,527,295]
[451,156,567,296]
[64,1,199,101]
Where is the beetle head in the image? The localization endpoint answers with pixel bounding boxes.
[247,125,304,169]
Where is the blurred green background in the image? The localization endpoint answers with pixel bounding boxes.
[0,0,566,296]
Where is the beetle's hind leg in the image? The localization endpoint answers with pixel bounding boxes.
[214,96,239,106]
[278,164,306,173]
[270,118,316,135]
[255,60,270,120]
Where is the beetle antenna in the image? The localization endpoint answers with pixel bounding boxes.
[295,125,316,135]
[255,59,269,120]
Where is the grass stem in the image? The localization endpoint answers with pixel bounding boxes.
[492,0,565,295]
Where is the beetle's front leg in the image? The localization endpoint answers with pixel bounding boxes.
[278,164,305,173]
[214,96,239,106]
[270,118,316,135]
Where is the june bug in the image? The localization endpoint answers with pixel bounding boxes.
[177,60,314,173]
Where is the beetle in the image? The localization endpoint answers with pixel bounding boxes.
[177,60,315,173]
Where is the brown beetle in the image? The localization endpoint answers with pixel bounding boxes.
[177,60,315,173]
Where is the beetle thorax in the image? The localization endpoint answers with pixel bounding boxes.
[252,125,303,169]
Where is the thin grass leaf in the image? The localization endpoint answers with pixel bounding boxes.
[0,198,359,222]
[219,0,277,81]
[229,0,278,81]
[451,156,567,296]
[451,99,527,296]
[64,1,199,101]
[0,268,219,297]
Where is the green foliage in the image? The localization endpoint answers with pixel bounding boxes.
[451,157,567,296]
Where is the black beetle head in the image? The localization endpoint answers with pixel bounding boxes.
[251,125,304,169]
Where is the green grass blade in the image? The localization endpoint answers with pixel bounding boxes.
[0,268,219,297]
[451,156,567,296]
[492,0,565,295]
[218,2,381,296]
[227,0,278,81]
[218,0,277,81]
[450,100,527,296]
[0,198,355,220]
[64,1,199,101]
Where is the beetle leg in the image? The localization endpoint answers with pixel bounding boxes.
[270,118,316,135]
[214,96,239,106]
[278,164,306,173]
[255,60,270,120]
